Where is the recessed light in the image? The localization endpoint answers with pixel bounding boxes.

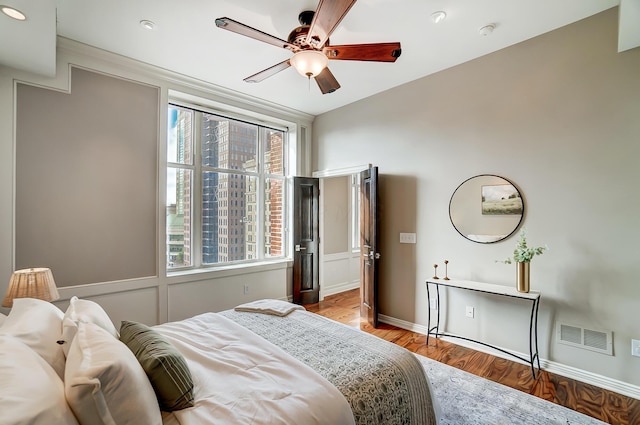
[140,19,155,30]
[479,24,496,36]
[1,5,27,21]
[431,11,446,24]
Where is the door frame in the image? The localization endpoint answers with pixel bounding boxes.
[312,164,371,301]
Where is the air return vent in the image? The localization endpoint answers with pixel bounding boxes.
[556,322,612,355]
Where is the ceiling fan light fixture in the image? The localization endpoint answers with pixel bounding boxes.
[290,50,328,78]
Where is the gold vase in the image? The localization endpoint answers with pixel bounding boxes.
[517,262,530,293]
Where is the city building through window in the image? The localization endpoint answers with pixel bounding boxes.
[167,103,288,269]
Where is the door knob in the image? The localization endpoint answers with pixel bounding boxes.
[295,244,307,252]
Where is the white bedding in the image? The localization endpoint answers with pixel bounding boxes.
[154,312,355,425]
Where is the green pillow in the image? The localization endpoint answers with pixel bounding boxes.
[120,321,194,411]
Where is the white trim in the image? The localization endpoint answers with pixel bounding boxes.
[57,37,314,125]
[312,164,371,178]
[167,260,292,284]
[543,361,640,401]
[56,276,159,300]
[169,91,293,132]
[378,314,640,401]
[322,281,359,298]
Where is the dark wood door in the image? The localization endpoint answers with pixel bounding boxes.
[293,177,320,304]
[360,166,379,327]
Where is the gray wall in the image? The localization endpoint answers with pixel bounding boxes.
[16,68,158,286]
[322,176,349,255]
[313,9,640,387]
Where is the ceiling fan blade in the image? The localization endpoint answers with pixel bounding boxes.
[323,42,402,62]
[314,67,341,94]
[244,60,292,83]
[306,0,357,49]
[215,17,300,52]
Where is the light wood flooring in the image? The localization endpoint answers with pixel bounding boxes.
[304,289,640,425]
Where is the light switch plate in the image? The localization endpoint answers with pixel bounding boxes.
[632,339,640,357]
[399,232,416,244]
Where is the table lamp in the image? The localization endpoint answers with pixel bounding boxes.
[2,267,60,308]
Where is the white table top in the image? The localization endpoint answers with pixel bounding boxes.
[426,278,540,300]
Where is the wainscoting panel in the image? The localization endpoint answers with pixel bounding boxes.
[55,283,159,328]
[321,252,359,297]
[50,264,293,328]
[167,267,290,322]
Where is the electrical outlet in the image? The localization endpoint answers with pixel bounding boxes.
[632,339,640,357]
[399,233,416,244]
[465,306,475,318]
[430,299,437,309]
[243,284,249,295]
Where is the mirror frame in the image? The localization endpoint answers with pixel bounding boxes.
[449,174,525,244]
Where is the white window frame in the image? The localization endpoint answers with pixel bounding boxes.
[166,98,293,272]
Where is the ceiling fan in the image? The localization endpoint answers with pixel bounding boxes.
[215,0,402,94]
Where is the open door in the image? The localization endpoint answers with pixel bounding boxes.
[360,166,379,327]
[293,177,320,304]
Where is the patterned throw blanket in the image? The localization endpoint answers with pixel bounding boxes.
[221,309,437,425]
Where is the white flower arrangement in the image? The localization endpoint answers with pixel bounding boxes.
[498,228,547,264]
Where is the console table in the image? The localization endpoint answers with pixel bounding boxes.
[426,278,541,378]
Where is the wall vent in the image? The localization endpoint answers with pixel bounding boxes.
[556,322,612,355]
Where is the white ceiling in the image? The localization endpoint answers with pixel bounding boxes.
[1,0,636,116]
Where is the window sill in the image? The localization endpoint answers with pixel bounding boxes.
[165,259,293,285]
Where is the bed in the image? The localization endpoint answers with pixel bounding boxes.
[0,297,439,425]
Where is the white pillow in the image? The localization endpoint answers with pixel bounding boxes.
[60,295,118,357]
[0,312,6,326]
[65,321,162,425]
[0,298,65,379]
[0,335,79,425]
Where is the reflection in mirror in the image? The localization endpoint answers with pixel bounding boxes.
[449,175,524,244]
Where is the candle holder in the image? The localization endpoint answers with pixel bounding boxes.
[444,260,450,280]
[433,264,439,279]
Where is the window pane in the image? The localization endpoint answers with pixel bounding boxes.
[202,114,258,171]
[167,102,289,271]
[263,128,285,175]
[202,171,257,264]
[265,177,285,257]
[168,107,193,165]
[167,167,192,268]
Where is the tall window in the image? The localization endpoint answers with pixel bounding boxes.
[167,104,287,270]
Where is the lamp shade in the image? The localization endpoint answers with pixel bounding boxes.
[2,268,60,308]
[289,50,328,78]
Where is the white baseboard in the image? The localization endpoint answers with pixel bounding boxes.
[379,314,640,401]
[321,281,359,299]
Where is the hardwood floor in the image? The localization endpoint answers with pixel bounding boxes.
[304,289,640,425]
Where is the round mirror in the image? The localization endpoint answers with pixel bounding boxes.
[449,175,524,244]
